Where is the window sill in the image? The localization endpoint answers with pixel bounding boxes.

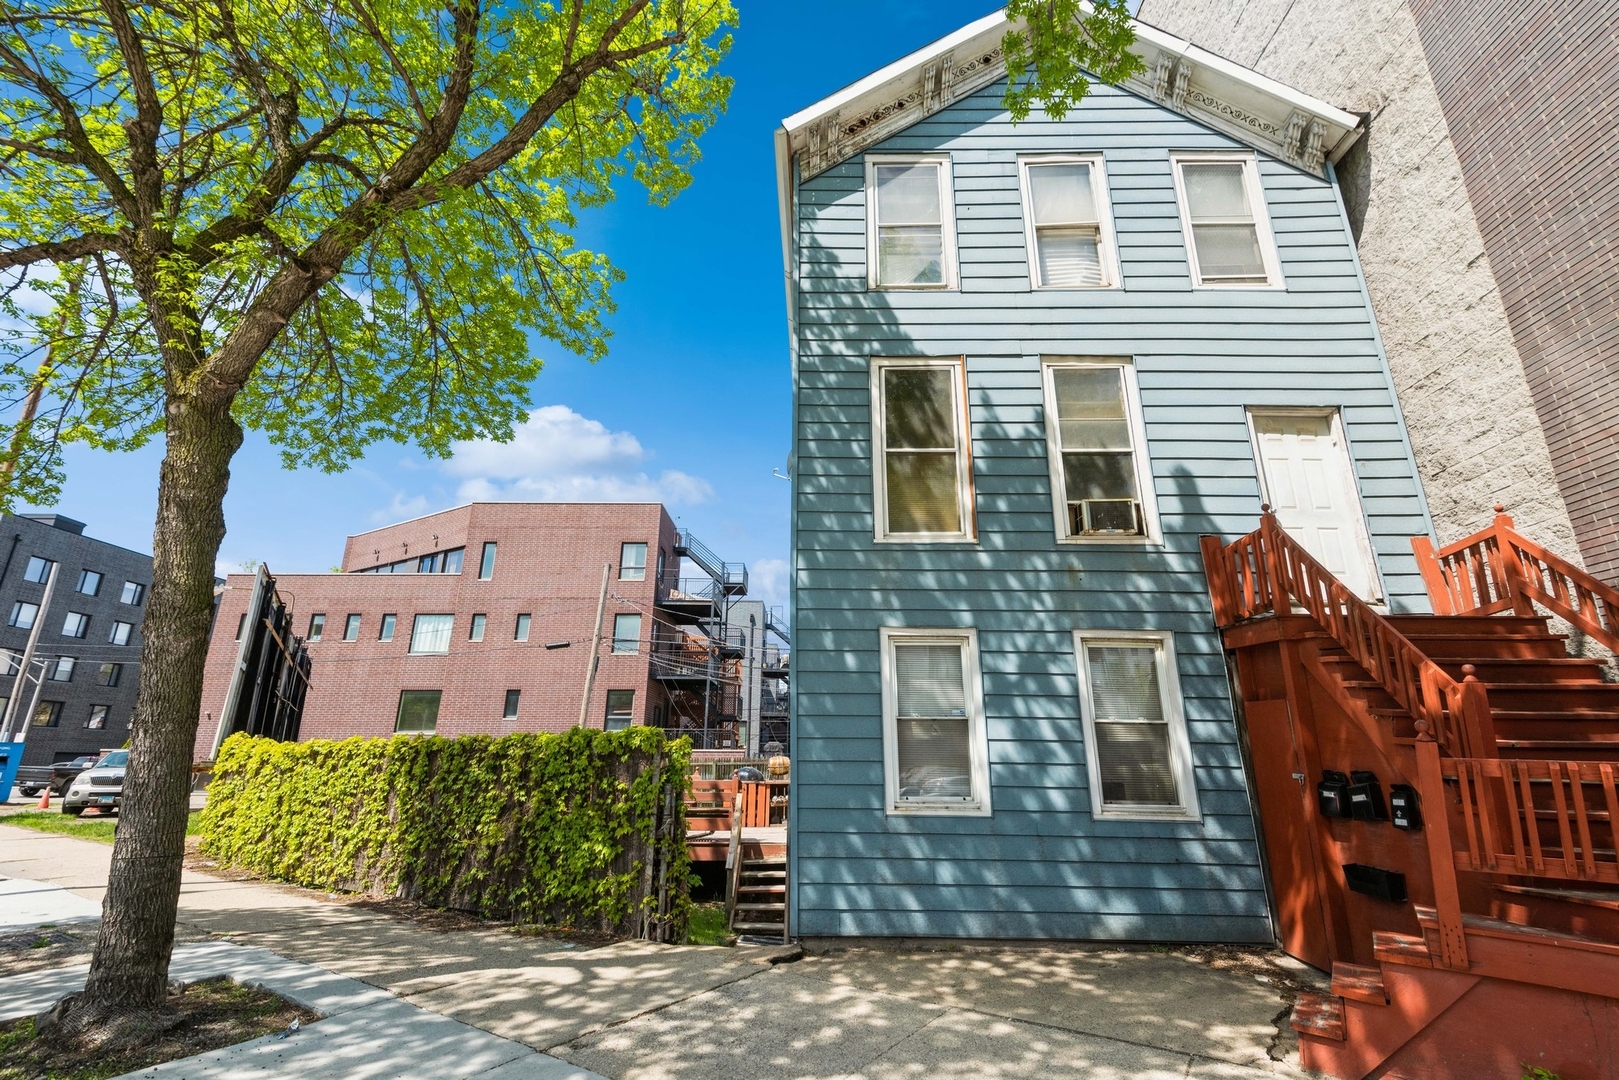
[868,283,957,292]
[1189,279,1285,291]
[1056,535,1163,546]
[1031,282,1122,291]
[886,802,992,818]
[873,534,978,545]
[1092,806,1202,823]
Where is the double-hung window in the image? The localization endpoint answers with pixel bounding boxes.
[619,543,647,581]
[866,156,957,289]
[1042,358,1158,541]
[880,628,990,815]
[1171,153,1281,288]
[1073,630,1199,821]
[1019,156,1118,288]
[872,357,973,541]
[611,613,641,655]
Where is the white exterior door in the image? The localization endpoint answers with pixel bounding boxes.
[1250,411,1382,601]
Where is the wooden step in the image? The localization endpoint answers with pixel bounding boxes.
[1382,614,1553,635]
[1317,635,1572,660]
[1469,684,1619,710]
[1330,962,1389,1005]
[731,921,786,933]
[732,902,787,913]
[1434,657,1612,684]
[1291,991,1346,1041]
[736,884,787,895]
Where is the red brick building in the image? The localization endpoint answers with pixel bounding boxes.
[194,502,750,760]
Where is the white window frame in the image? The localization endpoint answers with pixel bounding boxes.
[1017,154,1121,290]
[865,154,959,291]
[879,627,991,817]
[1169,152,1284,290]
[1072,629,1200,822]
[870,356,975,543]
[1040,357,1161,545]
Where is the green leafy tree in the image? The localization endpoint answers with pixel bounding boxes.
[0,0,731,1034]
[1002,0,1144,122]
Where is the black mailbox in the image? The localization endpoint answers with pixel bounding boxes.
[1318,770,1351,818]
[1348,770,1388,821]
[1344,863,1408,903]
[1389,784,1422,830]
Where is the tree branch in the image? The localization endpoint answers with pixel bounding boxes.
[99,0,165,222]
[0,232,126,270]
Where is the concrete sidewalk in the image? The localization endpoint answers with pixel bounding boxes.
[0,823,1317,1079]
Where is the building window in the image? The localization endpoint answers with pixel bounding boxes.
[62,612,89,638]
[611,613,641,654]
[86,704,109,730]
[1041,358,1158,542]
[108,620,133,646]
[469,614,487,642]
[656,549,666,584]
[1018,156,1118,288]
[503,689,521,720]
[1171,153,1281,288]
[307,613,325,641]
[97,662,121,687]
[478,542,497,580]
[881,628,989,815]
[342,614,361,641]
[48,656,74,682]
[395,690,441,734]
[2,648,22,676]
[619,542,648,581]
[76,569,103,596]
[23,556,54,584]
[441,548,465,574]
[605,689,634,731]
[8,601,38,630]
[409,614,454,654]
[234,612,248,640]
[866,155,957,289]
[121,580,145,605]
[379,613,397,642]
[31,700,63,727]
[514,614,531,642]
[871,357,973,542]
[1073,631,1199,820]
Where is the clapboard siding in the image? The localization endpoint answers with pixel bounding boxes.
[789,76,1430,941]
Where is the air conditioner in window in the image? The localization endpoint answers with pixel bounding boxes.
[1069,499,1144,536]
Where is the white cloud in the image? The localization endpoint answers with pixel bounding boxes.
[443,405,714,506]
[370,491,430,524]
[748,557,789,612]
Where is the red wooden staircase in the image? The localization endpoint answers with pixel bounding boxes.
[1201,508,1619,1079]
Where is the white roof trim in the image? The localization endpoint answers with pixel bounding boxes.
[777,7,1362,184]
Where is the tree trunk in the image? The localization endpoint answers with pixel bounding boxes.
[79,397,243,1010]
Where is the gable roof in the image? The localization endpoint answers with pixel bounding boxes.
[775,9,1360,185]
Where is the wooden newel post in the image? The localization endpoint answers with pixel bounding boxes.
[1259,506,1288,616]
[1410,535,1454,615]
[1491,504,1537,617]
[1458,664,1496,759]
[1415,721,1469,971]
[1199,534,1232,626]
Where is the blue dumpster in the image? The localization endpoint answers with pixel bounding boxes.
[0,740,22,804]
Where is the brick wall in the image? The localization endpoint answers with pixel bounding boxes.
[1137,0,1586,563]
[195,503,684,759]
[1406,0,1619,586]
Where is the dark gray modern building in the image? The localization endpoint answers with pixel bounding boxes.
[0,513,150,766]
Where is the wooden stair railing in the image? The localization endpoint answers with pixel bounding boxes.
[1202,509,1494,758]
[1413,505,1619,656]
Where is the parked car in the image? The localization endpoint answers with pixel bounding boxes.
[17,755,100,798]
[61,750,127,816]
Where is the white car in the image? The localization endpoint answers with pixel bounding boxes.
[62,750,127,816]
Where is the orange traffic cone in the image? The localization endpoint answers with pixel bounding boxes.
[37,785,51,809]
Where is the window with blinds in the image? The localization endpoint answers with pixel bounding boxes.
[1075,633,1198,818]
[868,158,955,289]
[1044,361,1152,539]
[1173,155,1278,286]
[1020,158,1114,288]
[875,360,971,540]
[883,630,987,813]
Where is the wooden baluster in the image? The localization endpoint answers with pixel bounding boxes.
[1473,760,1501,872]
[1498,757,1528,872]
[1456,758,1483,869]
[1415,725,1469,970]
[1520,762,1545,874]
[1411,536,1454,615]
[1200,535,1232,626]
[1570,763,1596,880]
[1548,762,1578,878]
[1261,509,1288,617]
[1600,764,1619,879]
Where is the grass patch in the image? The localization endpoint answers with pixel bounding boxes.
[1,810,202,845]
[0,977,313,1080]
[687,902,732,946]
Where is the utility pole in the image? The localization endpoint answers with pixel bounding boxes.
[577,563,611,729]
[0,560,56,740]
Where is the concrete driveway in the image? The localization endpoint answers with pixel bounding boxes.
[0,822,1316,1079]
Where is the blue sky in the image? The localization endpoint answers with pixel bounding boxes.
[31,1,1007,612]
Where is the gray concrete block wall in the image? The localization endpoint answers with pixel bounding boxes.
[1137,0,1582,563]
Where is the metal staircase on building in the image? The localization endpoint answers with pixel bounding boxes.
[1201,507,1619,1079]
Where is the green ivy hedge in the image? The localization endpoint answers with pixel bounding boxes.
[200,727,691,938]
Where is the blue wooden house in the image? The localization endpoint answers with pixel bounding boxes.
[774,11,1435,942]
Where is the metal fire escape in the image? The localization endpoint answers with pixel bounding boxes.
[650,531,749,749]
